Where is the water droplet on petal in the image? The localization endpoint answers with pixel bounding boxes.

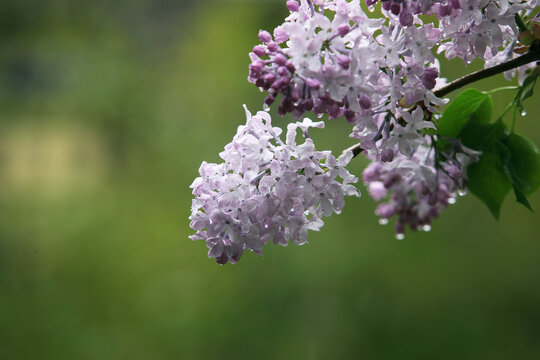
[521,110,527,117]
[448,197,457,204]
[395,233,405,240]
[379,218,389,225]
[458,189,467,197]
[422,224,432,232]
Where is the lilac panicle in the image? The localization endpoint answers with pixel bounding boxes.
[249,0,446,125]
[362,138,480,238]
[190,0,539,260]
[249,0,536,130]
[189,106,360,265]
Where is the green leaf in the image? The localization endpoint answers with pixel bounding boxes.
[501,133,540,196]
[513,187,533,211]
[515,14,529,33]
[466,144,512,219]
[498,140,533,211]
[438,89,492,138]
[514,69,539,114]
[437,86,540,218]
[457,120,506,151]
[458,121,511,219]
[459,124,540,215]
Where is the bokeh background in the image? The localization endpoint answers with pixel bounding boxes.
[1,1,540,359]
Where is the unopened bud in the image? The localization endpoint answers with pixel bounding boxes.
[337,54,351,70]
[252,45,267,57]
[337,24,350,36]
[286,1,300,12]
[258,30,272,43]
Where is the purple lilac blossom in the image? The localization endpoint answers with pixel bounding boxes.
[436,0,536,63]
[362,138,481,237]
[248,0,450,161]
[191,0,539,260]
[249,0,446,126]
[189,106,360,264]
[245,0,535,237]
[249,0,535,127]
[365,0,536,63]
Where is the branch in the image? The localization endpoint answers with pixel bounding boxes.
[434,50,540,98]
[341,141,366,159]
[342,51,540,159]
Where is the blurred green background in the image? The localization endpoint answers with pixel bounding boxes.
[1,1,540,359]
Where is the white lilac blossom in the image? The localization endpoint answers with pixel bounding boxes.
[362,139,481,237]
[189,106,360,264]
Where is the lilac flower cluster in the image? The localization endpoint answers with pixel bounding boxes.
[365,0,537,62]
[436,0,536,62]
[244,0,534,230]
[189,107,360,264]
[248,0,446,125]
[191,0,538,263]
[250,0,536,121]
[365,0,447,26]
[362,138,480,238]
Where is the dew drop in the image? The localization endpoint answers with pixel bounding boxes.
[317,113,324,119]
[458,189,467,197]
[422,224,432,232]
[395,233,405,240]
[448,197,457,204]
[263,104,270,111]
[378,218,389,226]
[259,87,265,92]
[521,110,527,117]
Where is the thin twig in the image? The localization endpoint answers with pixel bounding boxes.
[434,51,540,98]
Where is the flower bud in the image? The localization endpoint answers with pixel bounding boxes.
[399,10,413,27]
[359,94,372,109]
[337,24,350,36]
[267,42,279,52]
[381,148,394,162]
[337,54,351,70]
[286,1,299,12]
[258,30,272,43]
[344,109,356,124]
[252,45,267,57]
[306,78,321,90]
[274,54,287,66]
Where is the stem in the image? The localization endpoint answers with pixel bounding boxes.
[515,14,528,33]
[483,86,519,95]
[497,101,515,124]
[307,0,315,16]
[511,106,517,133]
[434,51,540,98]
[342,51,540,160]
[341,141,365,159]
